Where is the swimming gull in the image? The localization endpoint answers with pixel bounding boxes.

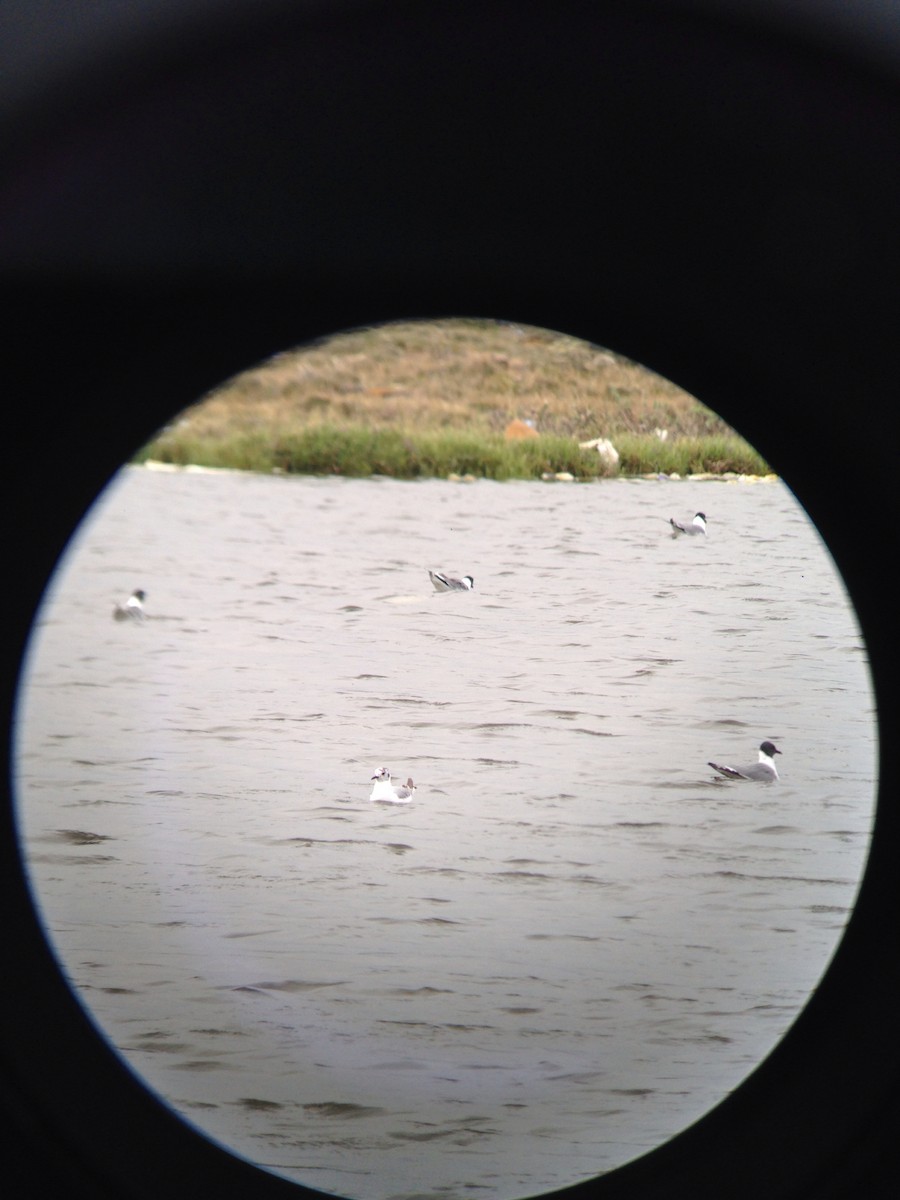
[669,512,707,537]
[429,570,474,592]
[370,767,416,803]
[113,589,147,621]
[708,740,782,782]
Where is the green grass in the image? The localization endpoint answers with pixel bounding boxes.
[613,433,771,478]
[136,424,770,480]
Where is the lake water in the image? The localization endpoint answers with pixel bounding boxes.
[14,464,877,1200]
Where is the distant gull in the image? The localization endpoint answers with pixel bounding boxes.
[429,570,475,592]
[669,512,707,537]
[370,768,416,803]
[113,589,146,621]
[708,740,782,782]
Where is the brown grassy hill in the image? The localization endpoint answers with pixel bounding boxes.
[174,318,729,444]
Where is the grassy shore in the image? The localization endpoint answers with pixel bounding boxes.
[136,319,772,480]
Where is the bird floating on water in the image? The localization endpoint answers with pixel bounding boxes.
[669,512,707,537]
[428,570,474,592]
[708,740,782,782]
[370,767,416,803]
[113,589,146,621]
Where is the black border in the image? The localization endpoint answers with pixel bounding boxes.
[3,3,899,1197]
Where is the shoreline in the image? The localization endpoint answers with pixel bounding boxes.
[139,459,779,484]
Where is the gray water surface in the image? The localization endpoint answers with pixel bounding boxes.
[15,465,876,1200]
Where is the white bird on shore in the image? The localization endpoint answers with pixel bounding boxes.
[669,512,707,537]
[428,570,474,592]
[113,589,146,621]
[708,740,782,782]
[370,768,416,803]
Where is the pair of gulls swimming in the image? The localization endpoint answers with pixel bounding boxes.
[371,741,782,801]
[667,515,783,780]
[407,558,782,795]
[429,512,705,596]
[113,571,470,622]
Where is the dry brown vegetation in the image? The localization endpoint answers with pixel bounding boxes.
[170,318,729,443]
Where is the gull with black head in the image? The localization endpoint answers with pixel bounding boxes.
[428,570,474,592]
[708,740,782,782]
[113,589,147,621]
[669,512,707,537]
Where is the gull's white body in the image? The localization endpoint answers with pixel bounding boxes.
[113,589,146,621]
[370,768,416,803]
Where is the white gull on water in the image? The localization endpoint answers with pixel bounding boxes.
[112,588,146,621]
[669,512,707,536]
[708,740,782,782]
[428,570,474,592]
[369,767,416,803]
